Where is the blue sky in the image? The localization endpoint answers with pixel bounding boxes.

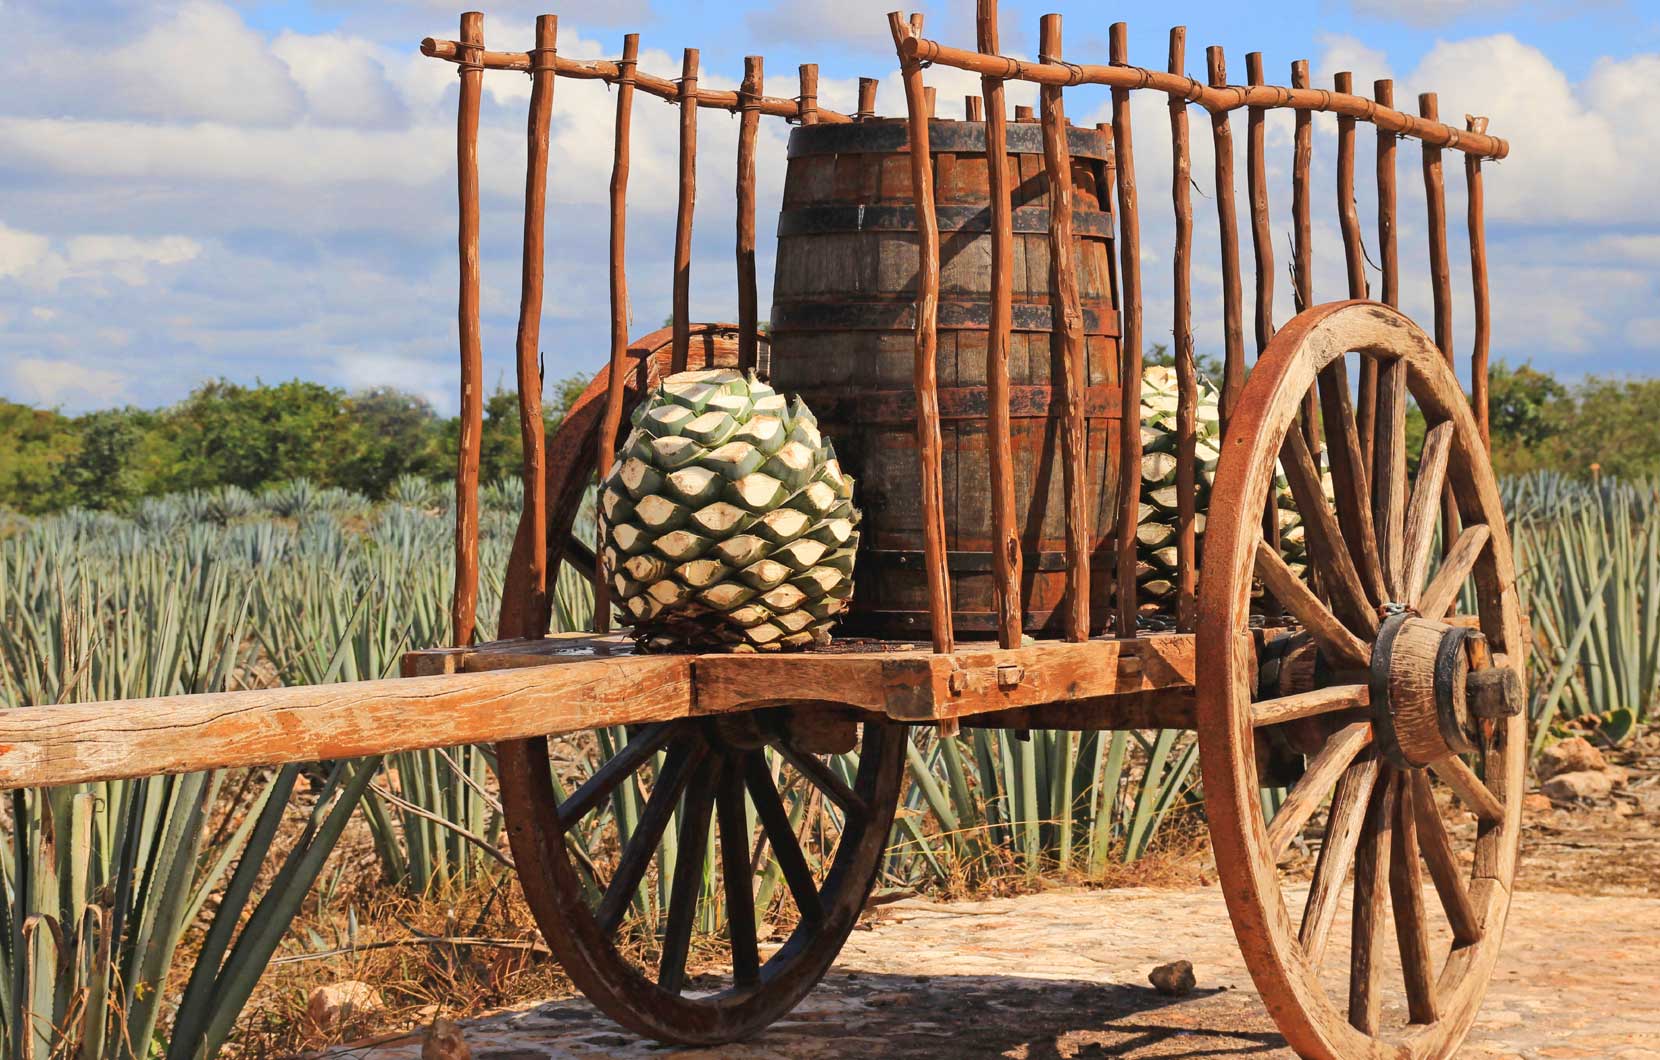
[2,0,1656,415]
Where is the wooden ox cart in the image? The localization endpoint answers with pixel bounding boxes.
[0,5,1527,1058]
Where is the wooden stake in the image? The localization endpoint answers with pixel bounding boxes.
[1110,21,1141,639]
[1207,47,1245,431]
[1375,79,1399,310]
[1467,115,1492,450]
[1245,52,1280,579]
[978,0,1022,649]
[798,64,819,125]
[1039,14,1093,643]
[1420,92,1460,554]
[857,77,878,120]
[593,32,639,636]
[737,56,763,375]
[890,12,954,654]
[453,10,484,648]
[965,95,983,121]
[670,49,699,374]
[1168,27,1198,633]
[1336,70,1377,477]
[1290,59,1320,457]
[507,13,555,639]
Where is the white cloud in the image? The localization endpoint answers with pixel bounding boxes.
[0,224,50,281]
[272,31,408,128]
[10,358,131,407]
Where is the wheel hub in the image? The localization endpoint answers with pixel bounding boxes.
[1369,612,1482,768]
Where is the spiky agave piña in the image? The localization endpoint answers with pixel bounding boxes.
[1135,365,1315,613]
[601,369,859,652]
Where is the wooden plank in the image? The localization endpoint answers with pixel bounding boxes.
[979,0,1023,649]
[453,10,485,647]
[0,655,696,790]
[1110,21,1143,639]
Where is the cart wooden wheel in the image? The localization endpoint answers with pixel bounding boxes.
[498,323,907,1044]
[1197,301,1527,1060]
[500,714,906,1044]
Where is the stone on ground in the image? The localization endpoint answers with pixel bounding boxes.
[1148,960,1196,997]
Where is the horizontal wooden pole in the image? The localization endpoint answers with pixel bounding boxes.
[420,38,852,123]
[901,35,1507,159]
[0,631,1207,790]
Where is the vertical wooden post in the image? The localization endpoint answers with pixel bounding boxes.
[737,56,763,375]
[1373,82,1406,596]
[1207,47,1245,432]
[1369,77,1400,488]
[799,64,819,125]
[507,13,556,639]
[671,48,699,374]
[965,95,984,121]
[1168,27,1198,632]
[1420,92,1460,552]
[594,32,639,636]
[1290,59,1320,456]
[890,12,953,654]
[925,85,938,118]
[857,77,878,121]
[1466,115,1493,450]
[1109,21,1141,639]
[453,10,485,648]
[978,0,1022,650]
[1243,52,1280,575]
[1015,104,1035,122]
[1039,14,1093,643]
[1335,68,1377,501]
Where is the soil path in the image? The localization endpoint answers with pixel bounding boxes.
[332,882,1659,1059]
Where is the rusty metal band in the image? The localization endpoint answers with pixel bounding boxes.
[778,204,1113,239]
[797,383,1122,424]
[771,299,1120,335]
[787,119,1112,161]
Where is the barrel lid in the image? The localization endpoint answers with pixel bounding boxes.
[787,118,1113,162]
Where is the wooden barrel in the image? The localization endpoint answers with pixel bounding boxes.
[768,118,1123,639]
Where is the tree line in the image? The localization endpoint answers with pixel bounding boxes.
[1,360,1654,515]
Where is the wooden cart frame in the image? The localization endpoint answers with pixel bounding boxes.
[0,6,1527,1059]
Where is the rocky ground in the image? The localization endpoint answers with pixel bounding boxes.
[318,734,1659,1060]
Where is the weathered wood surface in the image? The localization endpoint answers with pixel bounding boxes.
[453,11,485,646]
[0,632,1204,790]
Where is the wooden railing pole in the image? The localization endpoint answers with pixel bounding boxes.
[965,95,984,121]
[1373,78,1406,594]
[1168,27,1198,633]
[593,32,639,636]
[671,48,699,374]
[1039,13,1093,643]
[1290,59,1320,457]
[1207,47,1245,433]
[1420,91,1460,553]
[1336,68,1378,490]
[453,10,485,648]
[1375,78,1400,311]
[507,13,556,639]
[890,12,954,654]
[857,77,878,120]
[978,0,1023,650]
[737,56,763,375]
[799,64,819,125]
[1109,21,1141,639]
[1244,52,1280,577]
[1466,115,1493,450]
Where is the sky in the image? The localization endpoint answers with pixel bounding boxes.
[2,0,1656,415]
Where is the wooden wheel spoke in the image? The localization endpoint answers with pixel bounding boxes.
[1349,767,1397,1035]
[716,755,761,989]
[658,755,720,995]
[563,532,598,578]
[557,723,675,829]
[1409,770,1481,946]
[595,739,706,936]
[1371,357,1409,599]
[1415,524,1491,620]
[1252,684,1369,728]
[1390,771,1441,1024]
[1401,421,1454,605]
[1317,360,1388,605]
[1279,426,1378,637]
[1266,721,1373,860]
[1299,752,1380,966]
[775,743,867,819]
[743,752,826,925]
[1428,752,1504,824]
[1254,540,1371,670]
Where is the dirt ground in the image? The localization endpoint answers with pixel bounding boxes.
[321,739,1660,1060]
